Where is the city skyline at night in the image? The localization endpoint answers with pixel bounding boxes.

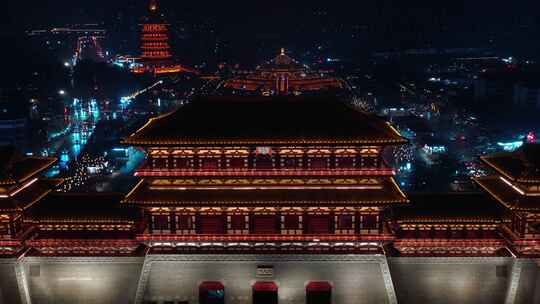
[1,1,540,303]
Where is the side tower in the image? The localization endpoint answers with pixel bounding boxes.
[0,147,61,256]
[123,95,408,254]
[475,144,540,257]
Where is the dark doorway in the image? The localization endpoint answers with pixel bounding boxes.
[253,281,278,304]
[200,281,225,304]
[306,281,331,304]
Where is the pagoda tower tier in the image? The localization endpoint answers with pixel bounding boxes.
[0,147,62,256]
[475,144,540,257]
[122,95,409,251]
[134,0,194,75]
[140,0,172,62]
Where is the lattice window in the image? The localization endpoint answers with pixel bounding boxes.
[255,155,274,170]
[200,158,220,170]
[336,214,354,230]
[0,222,9,237]
[281,157,303,169]
[228,214,249,235]
[174,158,192,169]
[335,157,356,169]
[152,214,170,234]
[228,158,247,169]
[309,158,329,170]
[360,214,379,232]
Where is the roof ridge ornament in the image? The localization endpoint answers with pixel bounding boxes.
[149,0,158,12]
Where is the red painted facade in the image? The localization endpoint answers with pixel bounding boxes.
[2,101,540,258]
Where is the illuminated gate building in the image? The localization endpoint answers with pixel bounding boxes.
[2,97,540,303]
[122,96,408,254]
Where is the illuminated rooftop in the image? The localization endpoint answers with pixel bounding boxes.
[481,144,540,183]
[123,177,408,207]
[123,95,407,146]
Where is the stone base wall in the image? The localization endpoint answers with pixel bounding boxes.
[142,255,393,304]
[1,255,539,304]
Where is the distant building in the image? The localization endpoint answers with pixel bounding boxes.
[0,100,29,150]
[473,74,514,103]
[223,49,345,95]
[513,83,540,109]
[475,68,540,109]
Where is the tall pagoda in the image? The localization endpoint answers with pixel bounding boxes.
[122,95,408,254]
[134,0,190,75]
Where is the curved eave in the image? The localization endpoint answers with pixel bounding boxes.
[35,219,136,225]
[122,177,409,206]
[474,176,540,212]
[122,138,408,147]
[396,218,501,224]
[480,155,540,184]
[16,157,58,184]
[123,199,409,206]
[0,178,62,212]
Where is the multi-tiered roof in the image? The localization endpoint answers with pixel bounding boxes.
[123,96,408,209]
[0,147,61,213]
[0,147,61,256]
[475,144,540,256]
[122,95,408,254]
[475,144,540,212]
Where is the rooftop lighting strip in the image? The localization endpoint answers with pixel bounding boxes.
[135,169,396,177]
[481,156,515,182]
[148,186,383,191]
[499,177,525,195]
[390,177,408,199]
[386,122,406,139]
[0,178,39,198]
[125,179,145,200]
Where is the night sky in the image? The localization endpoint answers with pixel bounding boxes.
[5,1,539,33]
[3,1,540,63]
